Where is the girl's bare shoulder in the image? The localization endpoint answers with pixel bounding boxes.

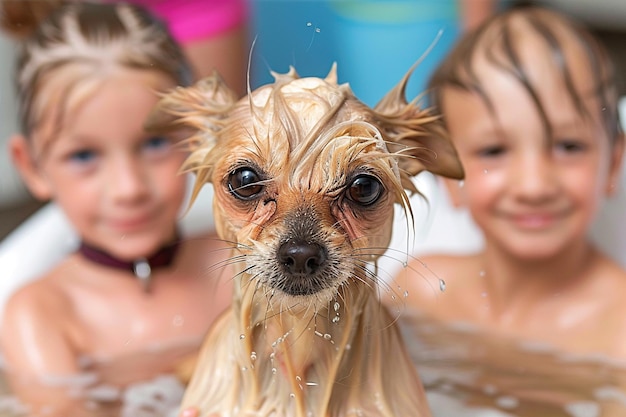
[2,261,74,328]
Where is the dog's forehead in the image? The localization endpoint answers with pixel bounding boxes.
[251,77,342,104]
[247,76,357,128]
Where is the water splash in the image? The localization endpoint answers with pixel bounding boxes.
[439,279,447,292]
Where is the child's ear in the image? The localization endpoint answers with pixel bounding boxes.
[606,133,625,197]
[443,177,466,208]
[9,134,52,200]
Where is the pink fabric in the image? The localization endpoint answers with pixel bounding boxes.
[113,0,248,43]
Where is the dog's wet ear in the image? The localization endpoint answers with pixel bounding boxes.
[374,67,464,181]
[145,71,238,147]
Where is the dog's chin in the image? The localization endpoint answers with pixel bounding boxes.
[265,278,347,314]
[278,279,328,297]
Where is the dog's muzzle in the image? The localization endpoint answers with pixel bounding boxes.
[276,239,330,296]
[278,239,328,275]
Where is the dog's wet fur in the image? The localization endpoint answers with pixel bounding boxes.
[147,65,463,417]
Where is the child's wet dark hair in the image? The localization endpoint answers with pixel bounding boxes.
[428,5,621,143]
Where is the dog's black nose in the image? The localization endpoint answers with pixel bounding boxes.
[278,240,327,275]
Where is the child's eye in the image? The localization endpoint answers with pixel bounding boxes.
[68,149,96,164]
[477,145,506,158]
[554,139,587,154]
[143,136,171,151]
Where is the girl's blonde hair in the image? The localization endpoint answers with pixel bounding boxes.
[1,1,192,138]
[428,5,621,142]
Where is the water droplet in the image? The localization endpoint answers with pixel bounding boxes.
[402,261,408,268]
[290,393,295,398]
[345,344,351,350]
[315,28,321,33]
[403,290,409,298]
[439,279,446,292]
[496,395,519,409]
[306,382,318,387]
[332,316,340,323]
[172,315,184,327]
[239,334,245,340]
[333,302,340,311]
[323,333,332,340]
[306,22,312,27]
[272,367,277,374]
[250,352,257,361]
[241,366,247,372]
[296,376,301,382]
[458,180,465,188]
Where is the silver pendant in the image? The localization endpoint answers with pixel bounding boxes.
[133,258,152,293]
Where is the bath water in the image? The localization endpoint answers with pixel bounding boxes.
[399,311,626,417]
[0,337,200,417]
[2,313,626,416]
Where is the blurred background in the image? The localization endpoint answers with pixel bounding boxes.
[1,0,625,246]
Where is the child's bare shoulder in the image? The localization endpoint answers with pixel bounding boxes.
[406,253,480,286]
[3,266,72,328]
[398,253,482,313]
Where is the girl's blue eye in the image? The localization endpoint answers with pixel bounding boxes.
[144,136,170,151]
[68,149,96,164]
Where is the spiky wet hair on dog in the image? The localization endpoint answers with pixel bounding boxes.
[148,64,463,223]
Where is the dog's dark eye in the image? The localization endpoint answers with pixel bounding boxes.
[228,168,264,200]
[347,175,383,206]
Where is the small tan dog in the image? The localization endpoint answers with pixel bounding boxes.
[148,65,463,417]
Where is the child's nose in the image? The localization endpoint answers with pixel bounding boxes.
[511,154,558,200]
[108,157,150,203]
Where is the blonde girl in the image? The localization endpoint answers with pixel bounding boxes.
[0,2,231,416]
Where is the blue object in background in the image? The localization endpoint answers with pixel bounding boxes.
[249,0,461,107]
[249,0,340,89]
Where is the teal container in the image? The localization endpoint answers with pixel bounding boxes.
[329,0,460,106]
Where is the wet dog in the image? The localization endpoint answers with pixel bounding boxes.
[148,65,463,417]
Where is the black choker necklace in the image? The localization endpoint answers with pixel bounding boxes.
[78,238,180,292]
